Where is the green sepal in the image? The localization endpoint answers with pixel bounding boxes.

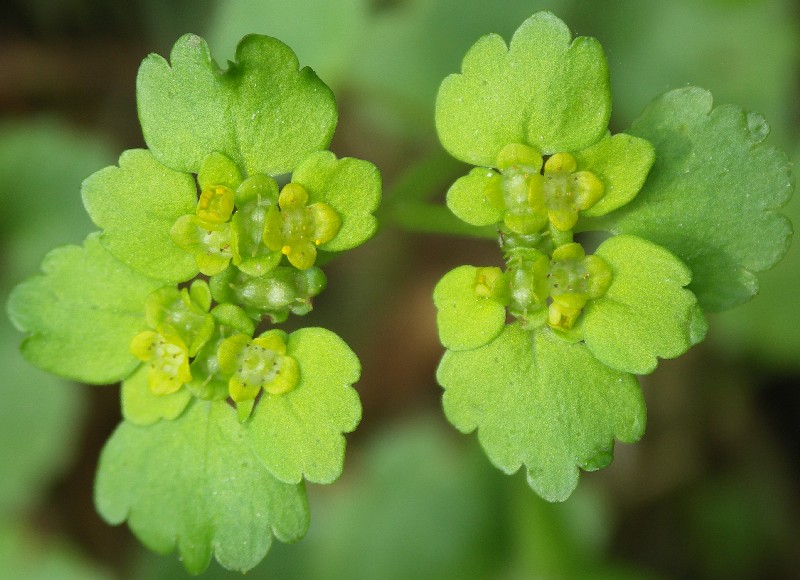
[170,215,233,276]
[574,133,655,218]
[137,33,337,175]
[582,235,702,375]
[7,233,165,384]
[594,87,793,312]
[231,181,282,277]
[438,324,645,502]
[291,151,382,252]
[81,149,198,283]
[433,266,506,351]
[143,283,214,357]
[435,11,610,166]
[94,400,310,574]
[121,365,192,426]
[246,327,361,485]
[211,303,255,336]
[446,167,503,226]
[197,151,243,191]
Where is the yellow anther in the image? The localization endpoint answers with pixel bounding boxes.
[281,245,291,255]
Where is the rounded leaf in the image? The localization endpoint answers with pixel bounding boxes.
[434,266,506,351]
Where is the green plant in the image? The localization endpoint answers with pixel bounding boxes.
[5,10,793,575]
[432,12,792,502]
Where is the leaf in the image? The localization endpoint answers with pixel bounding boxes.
[575,133,655,218]
[290,151,381,252]
[591,87,793,312]
[82,149,199,283]
[7,233,166,384]
[137,33,337,175]
[435,11,610,167]
[438,324,645,502]
[445,167,502,226]
[582,235,703,375]
[121,366,192,426]
[95,399,309,574]
[433,266,506,350]
[246,328,361,484]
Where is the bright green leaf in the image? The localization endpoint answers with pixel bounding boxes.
[575,133,655,218]
[137,33,337,175]
[121,366,192,426]
[291,151,381,252]
[246,328,361,484]
[438,324,645,502]
[435,11,610,167]
[583,235,702,375]
[592,87,793,312]
[82,149,198,283]
[446,167,502,226]
[433,266,505,350]
[95,400,309,574]
[7,233,166,384]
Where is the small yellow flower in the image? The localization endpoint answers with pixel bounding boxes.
[130,327,192,395]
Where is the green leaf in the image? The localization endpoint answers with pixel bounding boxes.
[95,399,309,574]
[7,233,166,384]
[583,235,703,375]
[433,266,506,350]
[446,167,502,226]
[246,328,361,484]
[82,149,198,283]
[592,87,793,312]
[438,324,645,502]
[575,133,655,218]
[291,151,381,252]
[435,11,610,167]
[121,366,192,426]
[137,33,337,175]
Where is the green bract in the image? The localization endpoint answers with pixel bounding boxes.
[433,12,793,502]
[7,31,380,574]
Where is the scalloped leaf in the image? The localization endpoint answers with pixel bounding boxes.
[575,133,655,217]
[583,235,703,374]
[7,234,165,384]
[434,265,506,350]
[446,167,502,226]
[435,11,610,167]
[246,328,361,485]
[291,151,381,252]
[95,400,309,574]
[137,33,337,175]
[438,324,645,502]
[121,366,192,426]
[592,87,793,312]
[82,149,198,283]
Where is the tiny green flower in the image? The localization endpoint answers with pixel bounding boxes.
[541,153,604,231]
[170,215,235,275]
[130,326,192,395]
[217,330,300,421]
[263,182,342,270]
[195,184,235,224]
[485,144,547,235]
[144,280,214,356]
[502,248,550,327]
[230,174,282,277]
[547,243,612,330]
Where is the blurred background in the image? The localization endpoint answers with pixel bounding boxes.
[1,0,799,577]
